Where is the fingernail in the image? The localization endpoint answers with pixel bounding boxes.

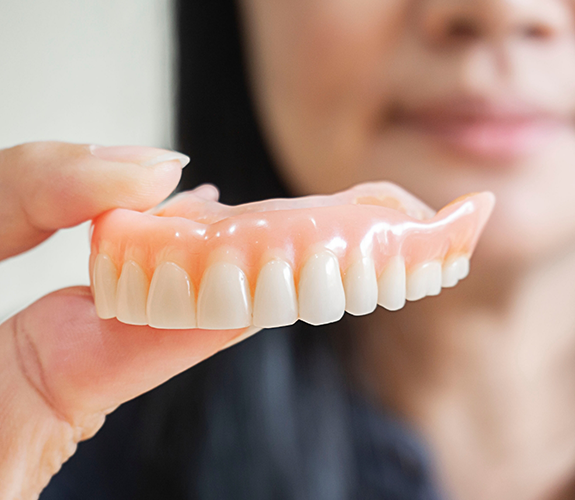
[90,145,190,169]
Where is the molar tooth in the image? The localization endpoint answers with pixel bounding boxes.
[455,256,470,280]
[146,262,196,329]
[377,256,406,311]
[93,254,118,319]
[406,261,442,301]
[253,259,298,328]
[344,257,378,316]
[197,262,252,329]
[442,256,470,288]
[425,261,443,296]
[298,250,346,326]
[116,260,149,325]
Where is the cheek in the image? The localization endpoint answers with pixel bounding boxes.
[242,0,407,193]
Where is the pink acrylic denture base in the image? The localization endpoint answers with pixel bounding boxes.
[90,182,495,296]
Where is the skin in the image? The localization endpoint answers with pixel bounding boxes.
[238,0,575,498]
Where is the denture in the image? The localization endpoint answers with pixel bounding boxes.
[90,182,495,329]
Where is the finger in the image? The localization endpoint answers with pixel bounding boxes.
[0,141,189,261]
[5,287,260,425]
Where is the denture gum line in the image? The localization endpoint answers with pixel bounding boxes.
[90,182,494,329]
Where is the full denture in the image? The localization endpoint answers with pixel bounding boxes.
[89,182,495,329]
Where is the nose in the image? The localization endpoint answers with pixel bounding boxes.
[418,0,573,46]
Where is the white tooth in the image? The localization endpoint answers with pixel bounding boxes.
[298,250,346,326]
[93,253,118,319]
[253,259,298,328]
[442,258,460,288]
[344,257,378,316]
[116,260,149,325]
[426,261,443,296]
[455,256,470,280]
[146,262,196,329]
[442,256,470,288]
[407,261,442,301]
[197,262,252,329]
[377,256,406,311]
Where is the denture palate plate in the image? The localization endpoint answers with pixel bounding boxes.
[252,259,298,328]
[147,262,196,329]
[92,253,118,319]
[441,256,470,288]
[197,262,252,329]
[298,250,346,326]
[377,256,407,311]
[343,257,378,316]
[406,261,443,301]
[116,260,149,325]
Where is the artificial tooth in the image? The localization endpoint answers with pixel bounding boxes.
[116,260,149,325]
[298,250,346,326]
[406,261,442,301]
[146,262,196,329]
[377,256,406,311]
[344,257,378,316]
[442,256,470,288]
[253,259,298,328]
[455,256,470,280]
[93,253,118,319]
[197,262,252,329]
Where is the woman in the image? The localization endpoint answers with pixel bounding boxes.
[1,0,574,498]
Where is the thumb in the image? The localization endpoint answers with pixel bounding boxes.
[7,287,258,426]
[0,141,189,260]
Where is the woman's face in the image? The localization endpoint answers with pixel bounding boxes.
[239,0,575,263]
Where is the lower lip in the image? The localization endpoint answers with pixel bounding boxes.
[399,115,566,161]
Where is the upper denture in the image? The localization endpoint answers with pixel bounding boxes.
[90,182,495,329]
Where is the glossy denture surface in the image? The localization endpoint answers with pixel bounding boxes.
[90,182,495,329]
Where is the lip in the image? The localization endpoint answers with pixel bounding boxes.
[392,98,570,162]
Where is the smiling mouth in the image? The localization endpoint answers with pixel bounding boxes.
[390,98,571,162]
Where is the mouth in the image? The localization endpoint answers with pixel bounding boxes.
[390,97,571,162]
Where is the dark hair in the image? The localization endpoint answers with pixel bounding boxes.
[176,0,287,204]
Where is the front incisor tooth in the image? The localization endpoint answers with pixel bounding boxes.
[442,256,470,288]
[93,253,118,319]
[116,260,149,325]
[146,262,196,329]
[253,259,298,328]
[377,256,406,311]
[298,250,346,326]
[197,262,252,329]
[407,261,442,301]
[344,257,378,316]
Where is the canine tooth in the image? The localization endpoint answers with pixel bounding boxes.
[146,262,196,329]
[298,250,346,326]
[377,256,406,311]
[116,260,149,325]
[253,259,298,328]
[407,261,442,301]
[197,262,252,329]
[344,257,378,316]
[93,253,118,319]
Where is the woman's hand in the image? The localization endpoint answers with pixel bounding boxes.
[0,142,257,499]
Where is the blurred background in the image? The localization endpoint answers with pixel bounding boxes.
[0,0,174,321]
